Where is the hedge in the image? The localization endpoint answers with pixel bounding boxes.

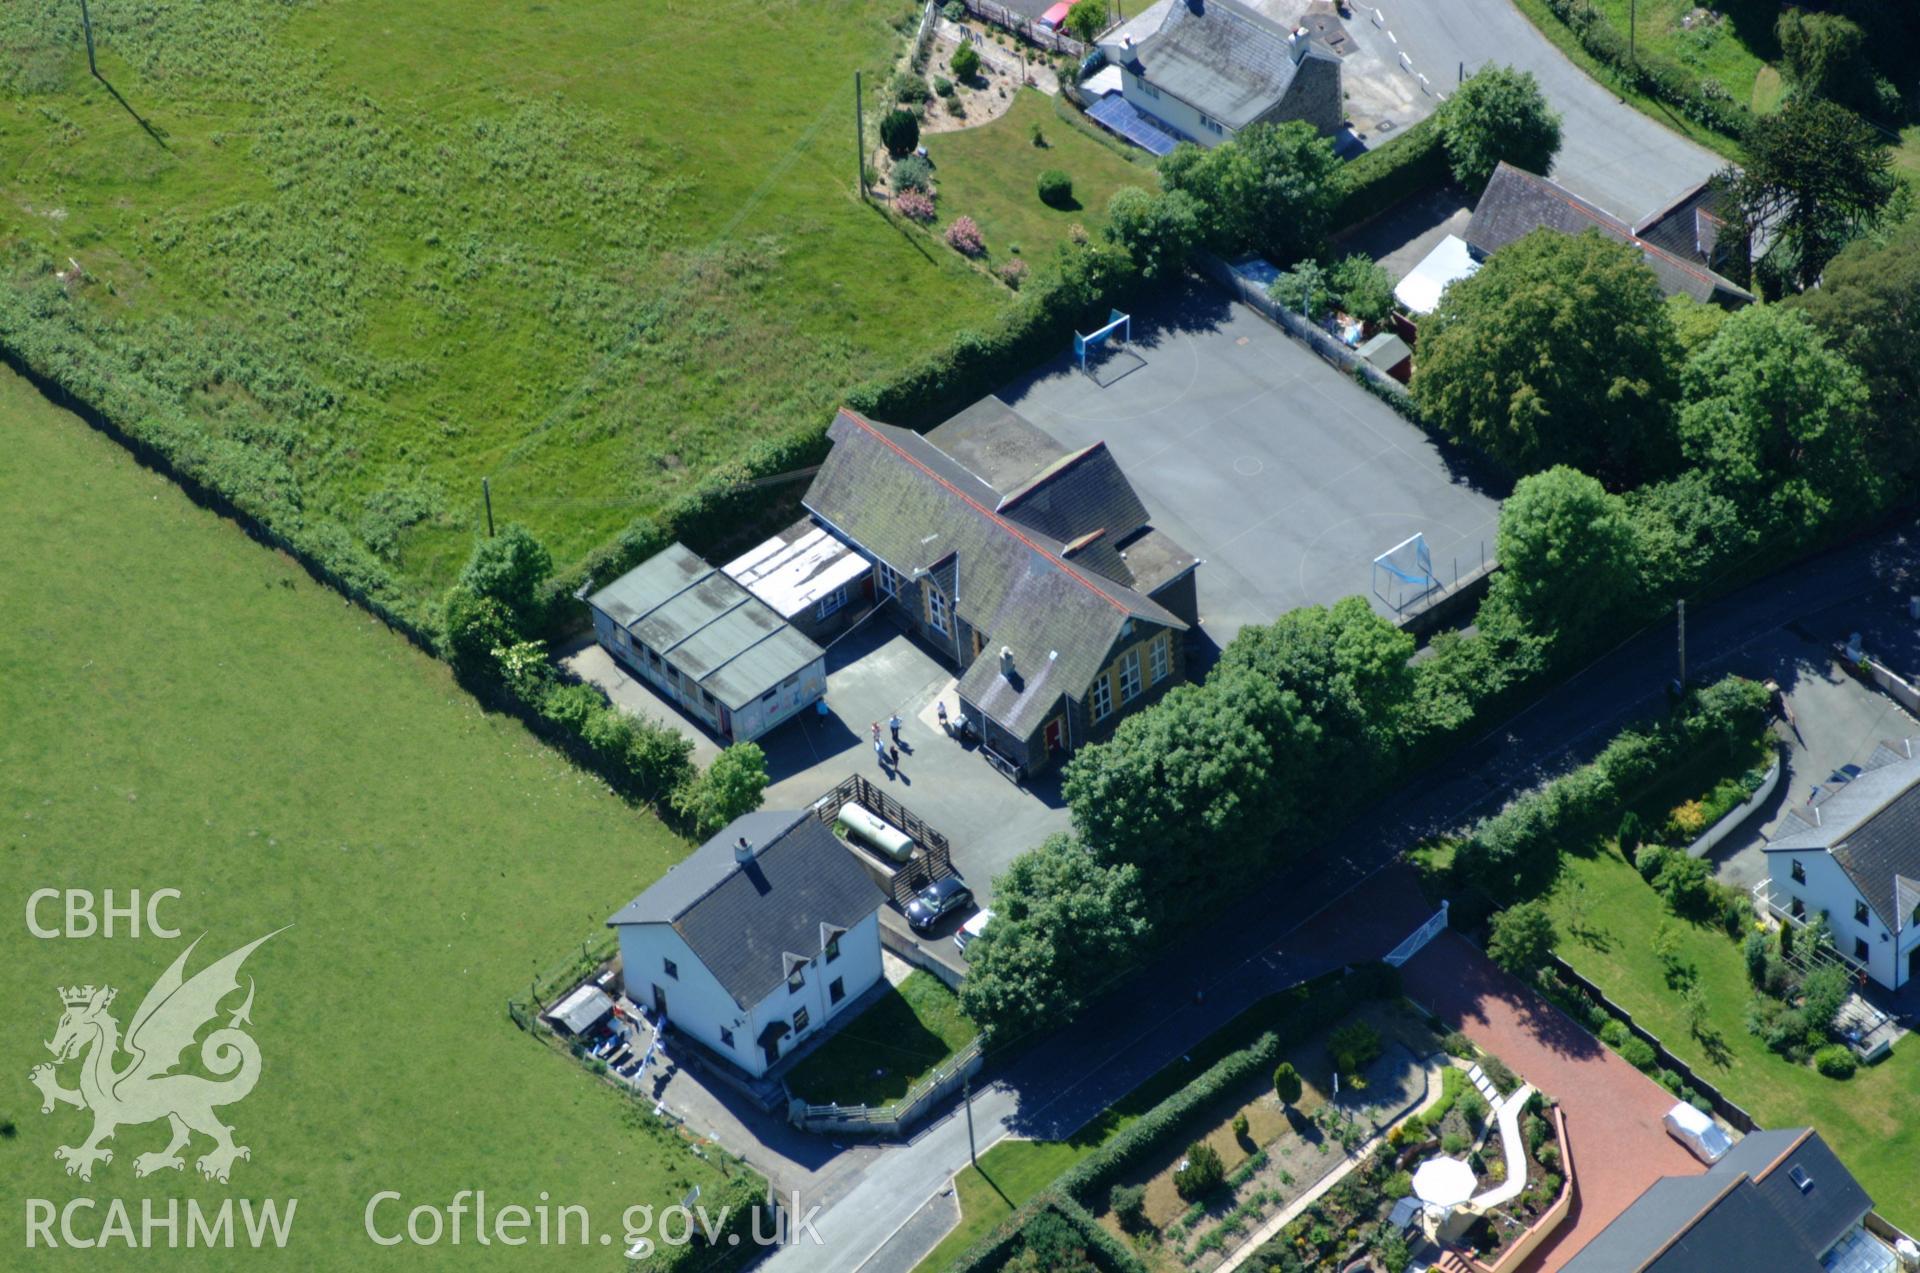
[1332,113,1450,229]
[632,1172,770,1273]
[946,1195,1148,1273]
[1054,963,1400,1208]
[1538,0,1754,142]
[1453,675,1772,899]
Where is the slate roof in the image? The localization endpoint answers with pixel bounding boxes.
[587,543,825,711]
[1633,179,1737,267]
[804,408,1189,739]
[1110,0,1337,131]
[606,810,887,1008]
[1466,163,1753,305]
[1765,744,1920,933]
[1563,1129,1874,1272]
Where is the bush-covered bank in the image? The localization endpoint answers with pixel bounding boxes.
[947,1194,1146,1273]
[1531,0,1754,145]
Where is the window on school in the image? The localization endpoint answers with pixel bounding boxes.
[1091,676,1113,723]
[1150,633,1170,683]
[1119,649,1142,702]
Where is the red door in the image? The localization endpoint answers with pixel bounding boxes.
[1044,718,1064,754]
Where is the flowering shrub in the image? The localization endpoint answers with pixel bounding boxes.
[998,258,1029,288]
[896,190,936,223]
[945,215,985,257]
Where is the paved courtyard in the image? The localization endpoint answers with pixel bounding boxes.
[999,282,1504,648]
[565,615,1070,903]
[1402,932,1707,1273]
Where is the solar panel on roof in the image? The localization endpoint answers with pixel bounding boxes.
[1086,93,1180,156]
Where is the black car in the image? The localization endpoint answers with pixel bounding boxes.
[904,876,973,933]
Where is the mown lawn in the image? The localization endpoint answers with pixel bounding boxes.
[1547,846,1920,1230]
[0,368,748,1269]
[924,90,1152,267]
[0,0,1004,606]
[785,971,977,1107]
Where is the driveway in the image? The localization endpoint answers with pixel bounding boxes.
[1401,932,1707,1272]
[1704,617,1920,892]
[1380,0,1723,218]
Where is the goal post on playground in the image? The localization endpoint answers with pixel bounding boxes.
[1074,309,1131,373]
[1372,532,1439,612]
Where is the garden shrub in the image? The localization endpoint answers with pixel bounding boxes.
[1440,1130,1470,1155]
[892,154,934,191]
[1478,1055,1517,1094]
[1618,1037,1657,1072]
[1598,1018,1629,1049]
[999,259,1030,289]
[880,108,920,158]
[1331,113,1448,228]
[1273,1061,1302,1105]
[892,70,932,103]
[896,190,937,222]
[1618,809,1643,863]
[1328,1021,1382,1077]
[1459,1089,1489,1130]
[946,215,987,256]
[1037,168,1074,207]
[1442,1030,1475,1059]
[1174,1142,1224,1200]
[936,74,955,97]
[1815,1044,1858,1079]
[952,41,981,81]
[1231,1112,1250,1140]
[1636,844,1678,885]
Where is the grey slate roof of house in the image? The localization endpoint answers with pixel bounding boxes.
[586,543,825,712]
[1563,1129,1872,1272]
[1110,0,1337,130]
[804,407,1189,739]
[1633,179,1737,269]
[606,810,887,1008]
[1766,744,1920,933]
[1466,163,1753,304]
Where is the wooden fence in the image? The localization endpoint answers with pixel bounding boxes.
[788,1035,985,1135]
[1547,955,1761,1133]
[812,773,958,905]
[957,0,1089,57]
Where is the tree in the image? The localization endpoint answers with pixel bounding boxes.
[1664,293,1727,360]
[1720,97,1894,292]
[1776,9,1870,108]
[1677,305,1877,533]
[1330,253,1395,323]
[1065,0,1107,44]
[441,585,519,675]
[1617,810,1644,864]
[1102,187,1204,283]
[1790,218,1920,481]
[670,742,767,836]
[1267,259,1332,320]
[1062,676,1310,922]
[1487,901,1558,980]
[1217,596,1413,777]
[1489,466,1640,648]
[879,108,920,159]
[457,523,553,631]
[958,836,1150,1037]
[1411,229,1677,480]
[950,41,981,83]
[1436,65,1562,188]
[1799,963,1852,1037]
[1273,1061,1303,1106]
[1173,1142,1224,1200]
[1159,121,1346,265]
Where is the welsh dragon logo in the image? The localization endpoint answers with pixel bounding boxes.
[29,928,286,1184]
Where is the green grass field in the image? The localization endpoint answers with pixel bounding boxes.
[0,0,1005,604]
[784,971,977,1107]
[0,367,750,1268]
[1547,846,1920,1230]
[923,90,1149,267]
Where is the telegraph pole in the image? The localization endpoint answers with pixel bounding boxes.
[1629,0,1637,63]
[1675,599,1687,690]
[963,1075,977,1167]
[79,0,97,77]
[482,477,496,538]
[854,70,867,200]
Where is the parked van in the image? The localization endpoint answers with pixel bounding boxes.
[955,908,994,955]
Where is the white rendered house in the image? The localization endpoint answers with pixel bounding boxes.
[1761,741,1920,991]
[607,809,887,1076]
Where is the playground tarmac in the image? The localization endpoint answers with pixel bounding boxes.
[999,281,1506,651]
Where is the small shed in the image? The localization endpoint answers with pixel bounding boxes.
[1663,1101,1732,1164]
[546,984,614,1037]
[1358,331,1413,384]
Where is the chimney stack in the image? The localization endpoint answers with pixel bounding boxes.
[1000,646,1016,679]
[734,836,755,864]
